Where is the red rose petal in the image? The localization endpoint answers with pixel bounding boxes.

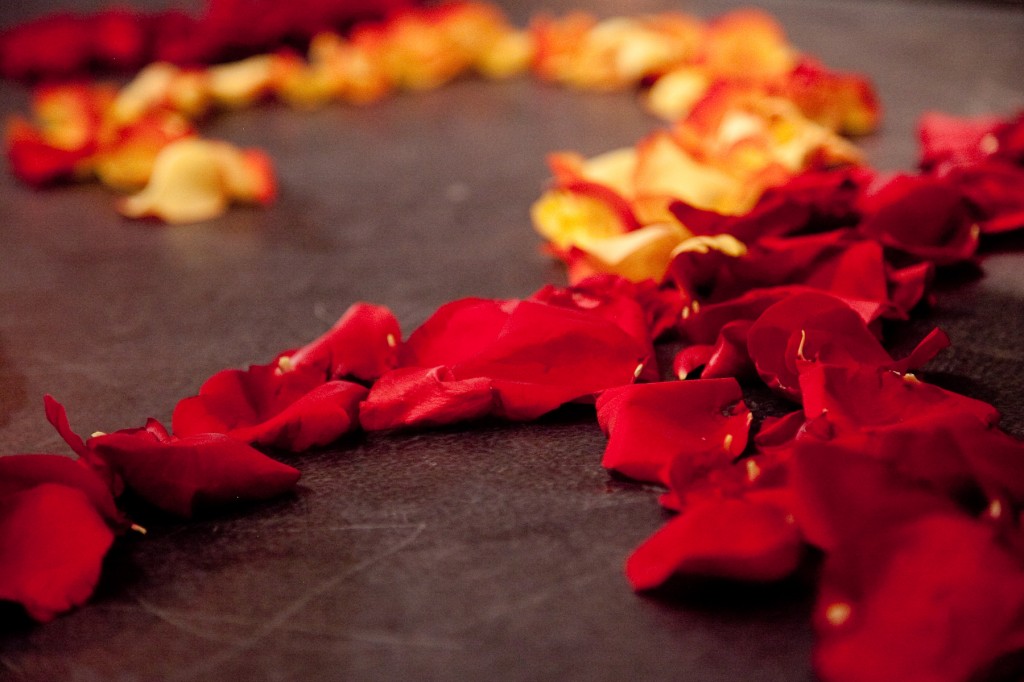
[374,295,645,427]
[596,379,749,486]
[943,160,1024,234]
[532,276,659,380]
[399,297,513,368]
[673,319,754,380]
[0,452,120,527]
[746,292,890,401]
[796,365,1024,506]
[857,174,978,265]
[788,442,957,552]
[798,363,999,429]
[89,428,301,518]
[0,483,115,622]
[288,302,402,382]
[359,366,495,430]
[918,110,1005,173]
[172,360,367,451]
[813,513,1024,682]
[746,292,948,401]
[670,166,870,242]
[625,497,802,590]
[671,231,893,309]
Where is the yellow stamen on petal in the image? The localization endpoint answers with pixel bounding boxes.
[825,602,852,628]
[745,458,761,482]
[796,329,808,361]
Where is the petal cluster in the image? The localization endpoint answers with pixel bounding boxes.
[2,6,1024,682]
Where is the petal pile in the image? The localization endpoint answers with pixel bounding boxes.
[5,2,875,226]
[1,5,1024,682]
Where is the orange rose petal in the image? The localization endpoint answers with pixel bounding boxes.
[701,9,795,82]
[94,111,196,191]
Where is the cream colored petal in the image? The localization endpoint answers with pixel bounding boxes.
[208,55,276,109]
[112,63,180,124]
[645,67,710,121]
[117,139,229,224]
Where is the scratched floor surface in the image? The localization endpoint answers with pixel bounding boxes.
[1,0,1023,680]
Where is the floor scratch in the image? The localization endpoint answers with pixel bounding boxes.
[119,602,462,652]
[165,522,427,681]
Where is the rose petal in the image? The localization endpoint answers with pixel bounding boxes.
[857,174,978,265]
[625,497,802,590]
[381,296,645,426]
[117,138,277,223]
[746,292,947,401]
[359,366,495,430]
[172,361,367,451]
[0,452,120,526]
[813,513,1024,682]
[89,428,300,517]
[0,483,115,622]
[288,302,402,382]
[597,379,749,485]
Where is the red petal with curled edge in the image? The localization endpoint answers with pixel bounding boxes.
[659,441,793,513]
[288,302,402,382]
[673,344,713,381]
[359,366,495,431]
[0,483,115,622]
[172,361,367,451]
[813,513,1024,682]
[43,394,88,458]
[943,160,1024,234]
[746,292,948,402]
[455,300,646,420]
[399,297,514,368]
[670,166,869,242]
[381,296,645,427]
[799,363,1000,433]
[0,453,121,526]
[857,174,978,265]
[596,379,749,486]
[753,410,806,452]
[918,111,1005,173]
[671,230,891,308]
[680,286,887,349]
[625,497,802,590]
[531,275,670,381]
[796,364,1024,506]
[88,427,300,518]
[673,319,754,380]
